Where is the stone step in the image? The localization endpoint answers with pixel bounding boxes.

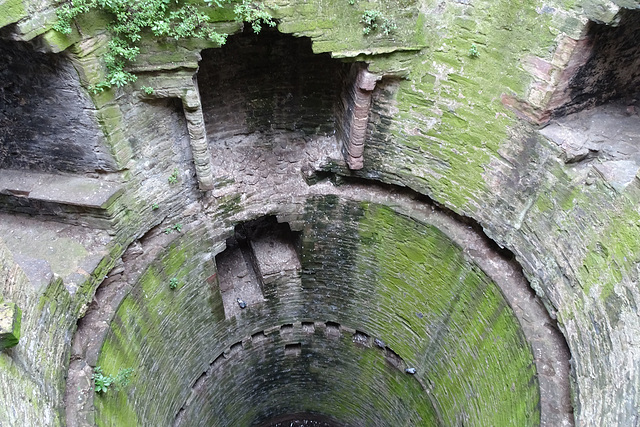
[0,169,124,228]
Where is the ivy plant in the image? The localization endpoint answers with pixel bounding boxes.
[234,0,276,33]
[53,0,275,92]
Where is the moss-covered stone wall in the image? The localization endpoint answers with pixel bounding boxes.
[1,0,639,425]
[92,197,538,426]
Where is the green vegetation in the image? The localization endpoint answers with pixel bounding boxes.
[53,0,275,92]
[141,86,155,95]
[169,277,179,289]
[234,0,276,33]
[92,366,134,394]
[469,44,479,58]
[168,168,179,184]
[361,10,396,35]
[151,203,159,210]
[164,223,183,234]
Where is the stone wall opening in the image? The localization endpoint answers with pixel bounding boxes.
[197,29,353,190]
[0,39,115,174]
[216,216,301,319]
[198,28,349,138]
[539,9,640,190]
[553,8,640,117]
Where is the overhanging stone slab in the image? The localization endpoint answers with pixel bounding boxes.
[0,169,123,209]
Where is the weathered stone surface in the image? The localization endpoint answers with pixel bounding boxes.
[83,195,551,426]
[0,0,26,29]
[0,39,116,174]
[0,168,123,208]
[340,64,381,170]
[2,0,640,426]
[0,301,21,349]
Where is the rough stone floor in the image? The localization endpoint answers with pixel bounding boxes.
[540,99,640,190]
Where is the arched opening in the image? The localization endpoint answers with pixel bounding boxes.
[539,9,640,189]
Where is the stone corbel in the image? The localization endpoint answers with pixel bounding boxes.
[139,75,215,191]
[345,66,381,170]
[181,83,215,191]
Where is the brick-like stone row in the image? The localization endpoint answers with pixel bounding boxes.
[339,64,381,170]
[69,187,567,426]
[174,320,425,425]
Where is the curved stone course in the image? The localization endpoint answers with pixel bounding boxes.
[61,189,569,426]
[3,0,639,425]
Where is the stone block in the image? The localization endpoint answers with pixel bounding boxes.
[0,302,22,350]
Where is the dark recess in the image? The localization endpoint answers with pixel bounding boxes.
[554,8,640,117]
[0,39,114,173]
[198,28,350,139]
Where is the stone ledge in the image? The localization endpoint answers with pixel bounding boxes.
[0,169,123,209]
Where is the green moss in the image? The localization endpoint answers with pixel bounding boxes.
[95,229,224,425]
[535,192,555,213]
[356,203,539,425]
[277,0,424,55]
[559,186,582,211]
[0,302,22,350]
[40,28,81,52]
[356,0,558,213]
[0,0,26,28]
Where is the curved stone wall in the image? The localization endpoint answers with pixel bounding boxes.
[87,196,547,426]
[2,0,639,426]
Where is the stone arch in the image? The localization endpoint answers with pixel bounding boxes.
[66,189,571,426]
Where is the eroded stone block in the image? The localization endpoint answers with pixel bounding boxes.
[0,302,22,350]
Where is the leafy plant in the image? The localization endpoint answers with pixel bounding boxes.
[53,0,230,92]
[168,168,179,184]
[234,1,277,33]
[92,366,134,394]
[469,44,479,58]
[114,368,134,388]
[164,223,183,234]
[152,203,159,210]
[361,10,396,35]
[169,277,179,289]
[92,366,113,393]
[141,86,155,95]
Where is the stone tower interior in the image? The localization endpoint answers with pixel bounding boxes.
[1,0,640,426]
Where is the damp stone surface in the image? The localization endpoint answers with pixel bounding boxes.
[1,1,640,426]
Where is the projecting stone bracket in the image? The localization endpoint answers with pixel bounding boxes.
[342,65,382,170]
[0,302,22,350]
[181,86,215,191]
[138,76,215,191]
